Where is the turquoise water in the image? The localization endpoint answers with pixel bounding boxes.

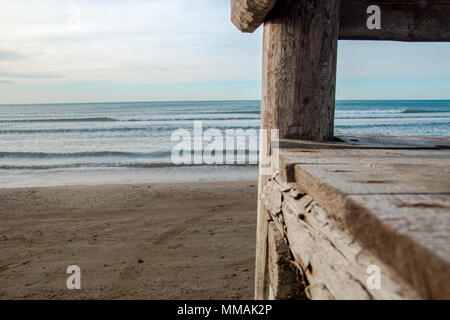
[0,100,449,187]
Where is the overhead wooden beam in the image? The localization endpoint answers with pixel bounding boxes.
[231,0,450,41]
[340,0,450,41]
[231,0,277,33]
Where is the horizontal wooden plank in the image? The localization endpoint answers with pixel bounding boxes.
[295,162,450,195]
[279,135,450,150]
[276,136,450,182]
[280,148,450,165]
[266,136,450,298]
[231,0,277,32]
[340,0,450,41]
[345,194,450,299]
[263,178,422,299]
[265,175,450,298]
[231,0,450,41]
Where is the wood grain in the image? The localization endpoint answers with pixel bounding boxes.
[261,0,339,141]
[231,0,277,32]
[263,178,421,299]
[231,0,450,41]
[267,222,304,299]
[340,0,450,41]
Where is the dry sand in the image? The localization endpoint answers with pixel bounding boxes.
[0,181,257,299]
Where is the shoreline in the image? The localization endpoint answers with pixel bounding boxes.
[0,181,257,299]
[0,166,259,189]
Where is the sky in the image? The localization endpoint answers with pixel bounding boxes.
[0,0,449,104]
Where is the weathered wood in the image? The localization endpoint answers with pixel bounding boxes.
[255,0,340,300]
[231,0,277,32]
[340,0,450,41]
[272,136,450,299]
[261,0,339,141]
[255,163,270,299]
[267,222,304,299]
[296,163,450,195]
[263,178,422,299]
[231,0,450,41]
[279,135,450,150]
[277,136,450,182]
[282,197,421,299]
[345,194,450,299]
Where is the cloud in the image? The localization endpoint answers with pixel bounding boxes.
[0,72,62,79]
[0,0,262,87]
[0,49,25,61]
[0,0,449,102]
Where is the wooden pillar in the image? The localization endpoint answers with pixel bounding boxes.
[255,0,340,299]
[261,0,340,141]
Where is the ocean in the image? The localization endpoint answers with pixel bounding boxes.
[0,100,449,188]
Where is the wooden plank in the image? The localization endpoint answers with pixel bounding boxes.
[295,162,450,195]
[280,135,450,150]
[231,0,277,33]
[345,194,450,299]
[286,162,450,299]
[271,139,450,298]
[279,148,450,180]
[281,195,421,299]
[231,0,450,41]
[261,0,339,141]
[267,222,304,299]
[340,0,450,41]
[263,178,422,299]
[277,136,450,182]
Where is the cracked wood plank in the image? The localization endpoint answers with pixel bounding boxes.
[267,222,305,299]
[264,178,422,299]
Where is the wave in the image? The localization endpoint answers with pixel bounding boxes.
[0,124,261,135]
[336,121,450,129]
[0,127,166,135]
[0,117,117,123]
[124,116,259,122]
[0,162,259,170]
[336,116,450,120]
[0,149,258,158]
[0,116,259,125]
[401,109,445,114]
[0,151,171,159]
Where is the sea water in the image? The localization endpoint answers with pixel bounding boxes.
[0,100,448,188]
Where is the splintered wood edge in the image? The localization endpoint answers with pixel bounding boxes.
[263,177,422,299]
[231,0,277,33]
[291,165,450,299]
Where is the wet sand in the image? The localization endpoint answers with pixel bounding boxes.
[0,181,257,299]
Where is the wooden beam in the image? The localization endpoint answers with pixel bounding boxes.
[340,0,450,41]
[231,0,450,41]
[231,0,277,33]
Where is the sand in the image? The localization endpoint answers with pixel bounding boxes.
[0,181,257,300]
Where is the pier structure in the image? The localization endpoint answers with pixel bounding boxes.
[231,0,450,299]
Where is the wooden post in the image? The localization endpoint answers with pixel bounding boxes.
[255,0,340,299]
[261,0,340,141]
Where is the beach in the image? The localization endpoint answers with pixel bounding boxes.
[0,181,257,299]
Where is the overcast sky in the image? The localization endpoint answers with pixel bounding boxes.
[0,0,449,104]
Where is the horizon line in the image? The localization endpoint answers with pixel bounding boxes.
[1,98,450,106]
